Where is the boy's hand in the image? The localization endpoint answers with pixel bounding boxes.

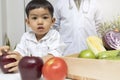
[0,46,10,56]
[42,54,54,63]
[4,51,23,72]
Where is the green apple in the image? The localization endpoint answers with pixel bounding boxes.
[78,49,96,59]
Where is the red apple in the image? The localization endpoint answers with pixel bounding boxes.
[42,57,68,80]
[0,50,16,73]
[18,56,43,80]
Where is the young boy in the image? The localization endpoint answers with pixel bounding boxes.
[0,0,66,72]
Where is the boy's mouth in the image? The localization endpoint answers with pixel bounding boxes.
[37,26,44,29]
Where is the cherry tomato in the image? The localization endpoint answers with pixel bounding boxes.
[42,57,68,80]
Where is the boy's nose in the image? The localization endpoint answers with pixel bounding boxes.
[37,19,43,24]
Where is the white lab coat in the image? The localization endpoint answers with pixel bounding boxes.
[53,0,102,56]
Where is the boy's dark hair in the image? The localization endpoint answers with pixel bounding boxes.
[25,0,54,17]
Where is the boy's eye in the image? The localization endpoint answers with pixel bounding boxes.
[31,17,37,20]
[43,16,49,19]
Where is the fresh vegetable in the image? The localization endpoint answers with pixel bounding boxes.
[97,17,120,37]
[98,50,120,59]
[42,57,68,80]
[102,29,120,50]
[86,36,106,57]
[78,49,96,59]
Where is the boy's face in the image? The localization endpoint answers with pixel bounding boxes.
[26,8,55,40]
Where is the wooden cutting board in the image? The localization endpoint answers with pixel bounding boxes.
[62,54,120,80]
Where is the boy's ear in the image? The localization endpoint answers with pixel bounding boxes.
[25,18,29,24]
[51,18,55,28]
[52,18,56,24]
[25,18,30,27]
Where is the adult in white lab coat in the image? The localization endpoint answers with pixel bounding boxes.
[53,0,103,56]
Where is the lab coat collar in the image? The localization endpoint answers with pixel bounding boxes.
[69,0,90,13]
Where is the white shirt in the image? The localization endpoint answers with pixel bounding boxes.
[53,0,102,55]
[15,29,66,57]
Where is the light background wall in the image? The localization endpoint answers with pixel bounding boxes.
[6,0,25,48]
[0,0,120,47]
[0,0,7,46]
[0,0,2,45]
[98,0,120,21]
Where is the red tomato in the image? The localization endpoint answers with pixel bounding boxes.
[42,57,68,80]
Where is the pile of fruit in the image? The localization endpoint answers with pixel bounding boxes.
[78,28,120,60]
[0,53,68,80]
